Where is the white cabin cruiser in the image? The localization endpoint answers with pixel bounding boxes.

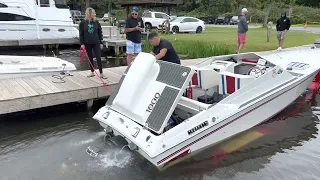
[0,0,78,42]
[91,48,320,170]
[0,55,76,79]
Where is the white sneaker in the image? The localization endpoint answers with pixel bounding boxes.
[277,47,282,51]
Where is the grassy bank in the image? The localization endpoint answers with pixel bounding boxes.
[142,39,232,59]
[142,27,319,57]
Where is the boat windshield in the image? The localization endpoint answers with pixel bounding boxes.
[0,3,7,7]
[55,0,68,9]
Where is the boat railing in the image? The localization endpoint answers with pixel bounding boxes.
[4,1,31,8]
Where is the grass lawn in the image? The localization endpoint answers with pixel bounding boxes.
[75,22,319,58]
[154,26,319,53]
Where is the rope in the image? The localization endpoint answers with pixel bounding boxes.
[51,62,73,83]
[80,47,113,94]
[51,71,73,83]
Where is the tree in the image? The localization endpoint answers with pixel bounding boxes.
[296,0,319,8]
[66,0,90,8]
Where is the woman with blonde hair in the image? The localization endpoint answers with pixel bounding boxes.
[79,7,106,78]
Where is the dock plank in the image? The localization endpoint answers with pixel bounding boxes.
[42,75,68,92]
[9,79,31,97]
[15,78,39,96]
[77,71,104,85]
[0,92,4,100]
[109,66,127,75]
[53,75,84,91]
[35,76,61,93]
[22,77,47,95]
[0,79,24,99]
[72,73,99,88]
[104,69,121,82]
[0,81,14,100]
[0,88,99,115]
[64,75,92,89]
[29,76,54,94]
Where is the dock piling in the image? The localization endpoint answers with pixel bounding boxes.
[87,99,94,109]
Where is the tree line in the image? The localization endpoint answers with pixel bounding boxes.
[68,0,320,26]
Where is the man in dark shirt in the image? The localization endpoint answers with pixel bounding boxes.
[125,6,144,65]
[276,12,291,51]
[148,32,180,64]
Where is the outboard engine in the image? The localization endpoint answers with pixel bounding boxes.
[86,135,129,157]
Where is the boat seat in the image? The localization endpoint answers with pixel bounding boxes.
[113,52,161,120]
[178,96,211,111]
[219,71,255,95]
[189,67,220,89]
[112,52,194,133]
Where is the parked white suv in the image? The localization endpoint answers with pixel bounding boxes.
[102,13,109,22]
[142,11,174,31]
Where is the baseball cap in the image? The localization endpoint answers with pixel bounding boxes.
[242,8,248,13]
[132,6,139,12]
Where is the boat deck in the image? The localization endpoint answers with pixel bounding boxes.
[0,26,126,56]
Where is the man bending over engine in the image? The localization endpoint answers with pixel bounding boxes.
[148,32,181,64]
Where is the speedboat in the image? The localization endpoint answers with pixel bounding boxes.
[91,47,320,170]
[0,55,76,79]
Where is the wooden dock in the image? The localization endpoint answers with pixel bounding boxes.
[0,67,122,115]
[0,59,198,116]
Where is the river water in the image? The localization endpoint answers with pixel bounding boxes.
[0,47,320,180]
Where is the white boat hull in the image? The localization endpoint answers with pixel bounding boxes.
[97,72,316,169]
[156,73,316,168]
[0,55,76,79]
[92,49,320,170]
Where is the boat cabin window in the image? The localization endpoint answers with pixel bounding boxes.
[0,3,7,7]
[0,13,35,21]
[40,0,49,7]
[55,0,69,9]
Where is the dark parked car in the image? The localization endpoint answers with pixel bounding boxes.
[198,16,216,24]
[215,16,229,24]
[229,15,239,25]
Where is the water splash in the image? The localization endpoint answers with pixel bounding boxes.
[87,149,133,170]
[71,131,105,146]
[98,150,133,168]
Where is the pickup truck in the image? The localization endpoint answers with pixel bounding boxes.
[142,11,175,31]
[70,10,85,23]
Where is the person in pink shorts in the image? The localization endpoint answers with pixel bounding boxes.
[237,8,248,54]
